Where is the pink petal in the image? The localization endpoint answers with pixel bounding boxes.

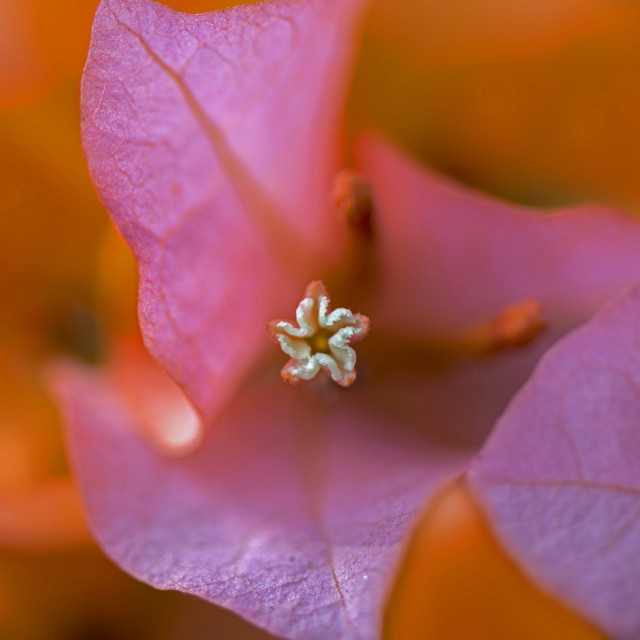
[356,134,640,445]
[469,283,640,640]
[81,0,366,422]
[53,350,471,640]
[356,133,640,335]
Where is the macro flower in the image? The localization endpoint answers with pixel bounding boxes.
[53,0,640,638]
[268,280,370,387]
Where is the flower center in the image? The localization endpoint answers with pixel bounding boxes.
[267,281,370,387]
[309,328,333,355]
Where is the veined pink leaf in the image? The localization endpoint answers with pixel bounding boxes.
[357,134,640,335]
[469,283,640,640]
[54,346,472,640]
[81,0,367,423]
[355,134,640,445]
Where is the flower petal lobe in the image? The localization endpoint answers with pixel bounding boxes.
[356,134,640,335]
[469,283,640,640]
[81,0,366,421]
[54,351,471,640]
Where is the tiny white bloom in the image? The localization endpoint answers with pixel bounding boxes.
[268,281,370,387]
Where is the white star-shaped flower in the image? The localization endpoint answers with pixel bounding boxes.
[267,281,370,387]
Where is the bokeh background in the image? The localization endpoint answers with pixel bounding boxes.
[1,0,638,637]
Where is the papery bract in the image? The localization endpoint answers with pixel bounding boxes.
[55,343,473,640]
[356,134,640,446]
[358,133,640,336]
[470,284,640,640]
[81,0,367,423]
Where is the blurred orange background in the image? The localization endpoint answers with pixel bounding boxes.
[2,0,637,637]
